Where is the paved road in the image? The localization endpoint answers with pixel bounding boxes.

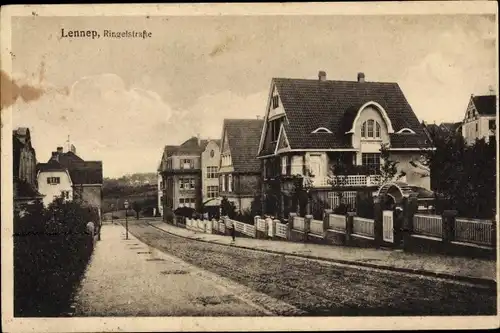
[73,224,286,316]
[127,220,496,316]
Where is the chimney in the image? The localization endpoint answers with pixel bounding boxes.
[57,146,63,154]
[357,72,365,83]
[51,151,59,162]
[318,71,327,82]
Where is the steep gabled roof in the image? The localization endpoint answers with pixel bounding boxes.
[223,119,264,173]
[264,77,431,152]
[472,95,497,116]
[67,161,103,185]
[37,159,67,172]
[41,152,103,185]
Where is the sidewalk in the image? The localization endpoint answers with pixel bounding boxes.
[149,220,497,285]
[72,224,297,316]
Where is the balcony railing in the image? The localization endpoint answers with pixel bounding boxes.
[310,175,381,188]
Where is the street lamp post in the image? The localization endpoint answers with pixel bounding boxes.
[124,200,129,240]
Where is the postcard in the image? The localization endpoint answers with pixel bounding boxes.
[1,2,498,332]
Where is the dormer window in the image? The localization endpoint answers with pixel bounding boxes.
[361,120,381,139]
[311,127,332,133]
[396,128,416,134]
[272,95,279,109]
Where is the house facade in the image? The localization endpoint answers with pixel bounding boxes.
[37,145,103,219]
[13,127,44,214]
[257,71,433,217]
[161,137,205,213]
[201,139,221,217]
[219,119,263,214]
[461,94,497,145]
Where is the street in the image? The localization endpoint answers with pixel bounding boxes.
[117,220,496,316]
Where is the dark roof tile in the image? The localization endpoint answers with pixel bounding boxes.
[224,119,264,173]
[472,95,497,116]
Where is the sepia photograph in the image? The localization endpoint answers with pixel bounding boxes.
[1,2,498,332]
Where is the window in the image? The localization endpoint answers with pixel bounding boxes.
[61,190,70,199]
[367,120,374,137]
[361,119,381,139]
[180,159,192,169]
[272,95,279,109]
[207,186,219,199]
[270,119,281,142]
[489,119,495,130]
[281,156,288,175]
[362,153,381,175]
[291,156,303,176]
[221,175,226,192]
[228,174,233,192]
[210,150,215,158]
[47,177,60,185]
[207,166,218,178]
[476,123,479,132]
[179,198,196,208]
[179,177,195,190]
[221,154,231,167]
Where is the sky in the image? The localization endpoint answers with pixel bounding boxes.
[8,14,497,178]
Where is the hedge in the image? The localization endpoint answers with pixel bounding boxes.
[14,199,97,317]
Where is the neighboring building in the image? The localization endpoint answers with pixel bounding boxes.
[12,127,44,215]
[156,169,164,217]
[219,119,264,213]
[161,137,206,213]
[461,94,497,145]
[257,71,433,216]
[422,121,463,143]
[37,145,103,219]
[201,139,221,217]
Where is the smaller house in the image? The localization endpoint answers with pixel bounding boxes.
[218,119,264,214]
[461,94,497,145]
[37,146,103,219]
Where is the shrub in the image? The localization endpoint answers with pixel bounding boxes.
[174,206,197,218]
[356,190,374,219]
[311,198,329,220]
[333,203,349,215]
[236,208,254,224]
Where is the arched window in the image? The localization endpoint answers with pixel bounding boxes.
[361,120,382,139]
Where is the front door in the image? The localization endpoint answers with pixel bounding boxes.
[382,210,394,243]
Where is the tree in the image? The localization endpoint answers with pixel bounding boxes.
[220,197,237,219]
[132,201,142,219]
[423,129,496,219]
[378,143,406,184]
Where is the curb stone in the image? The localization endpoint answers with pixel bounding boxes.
[146,222,496,288]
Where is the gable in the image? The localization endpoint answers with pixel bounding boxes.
[463,97,478,122]
[268,85,286,120]
[222,131,231,154]
[275,124,291,154]
[258,82,288,156]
